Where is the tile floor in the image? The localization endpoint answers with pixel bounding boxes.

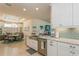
[0,40,41,56]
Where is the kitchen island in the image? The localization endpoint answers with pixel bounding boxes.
[26,35,50,55]
[27,35,79,56]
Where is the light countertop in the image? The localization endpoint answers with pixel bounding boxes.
[38,35,52,40]
[52,38,79,45]
[38,35,79,45]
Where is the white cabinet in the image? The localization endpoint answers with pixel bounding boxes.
[27,38,31,47]
[72,50,79,56]
[51,4,72,27]
[27,38,38,51]
[47,39,58,56]
[47,39,79,56]
[73,4,79,25]
[68,45,79,56]
[30,39,38,51]
[51,3,79,27]
[58,42,73,56]
[58,42,79,56]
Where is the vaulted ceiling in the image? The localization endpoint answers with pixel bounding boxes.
[0,3,51,22]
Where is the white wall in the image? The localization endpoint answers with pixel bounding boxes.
[22,19,50,36]
[31,19,50,34]
[23,20,32,36]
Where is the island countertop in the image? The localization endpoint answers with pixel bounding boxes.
[38,35,52,40]
[38,35,79,46]
[52,38,79,46]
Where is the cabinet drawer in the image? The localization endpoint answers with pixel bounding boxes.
[47,40,58,56]
[71,50,79,56]
[58,42,73,56]
[30,39,38,51]
[58,42,74,50]
[69,45,79,51]
[27,39,31,46]
[58,49,73,56]
[47,40,58,47]
[47,45,57,56]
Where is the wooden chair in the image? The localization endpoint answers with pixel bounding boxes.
[4,35,9,43]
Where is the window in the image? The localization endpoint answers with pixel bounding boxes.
[3,15,19,20]
[4,23,18,28]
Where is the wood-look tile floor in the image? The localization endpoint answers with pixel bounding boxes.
[0,40,41,56]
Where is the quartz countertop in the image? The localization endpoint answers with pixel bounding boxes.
[51,38,79,46]
[38,35,52,40]
[38,35,79,45]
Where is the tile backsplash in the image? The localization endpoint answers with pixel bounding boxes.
[59,28,79,40]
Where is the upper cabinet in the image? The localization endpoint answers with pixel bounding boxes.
[51,4,72,27]
[73,4,79,26]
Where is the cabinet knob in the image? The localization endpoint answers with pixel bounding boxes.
[69,46,72,48]
[50,41,53,43]
[70,51,75,54]
[70,51,72,53]
[50,42,53,43]
[50,44,53,46]
[72,46,75,48]
[72,52,75,54]
[69,45,76,48]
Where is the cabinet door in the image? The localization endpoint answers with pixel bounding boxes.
[70,45,79,56]
[72,50,79,56]
[51,3,72,27]
[73,3,79,25]
[47,40,58,56]
[27,38,31,47]
[29,39,38,51]
[58,42,73,56]
[27,38,38,51]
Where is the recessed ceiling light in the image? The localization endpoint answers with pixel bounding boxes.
[23,8,26,11]
[36,8,39,11]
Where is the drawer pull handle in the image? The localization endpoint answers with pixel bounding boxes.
[69,46,72,48]
[72,46,75,48]
[72,52,75,54]
[70,51,75,54]
[70,51,72,53]
[69,46,76,48]
[50,41,53,43]
[50,44,53,46]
